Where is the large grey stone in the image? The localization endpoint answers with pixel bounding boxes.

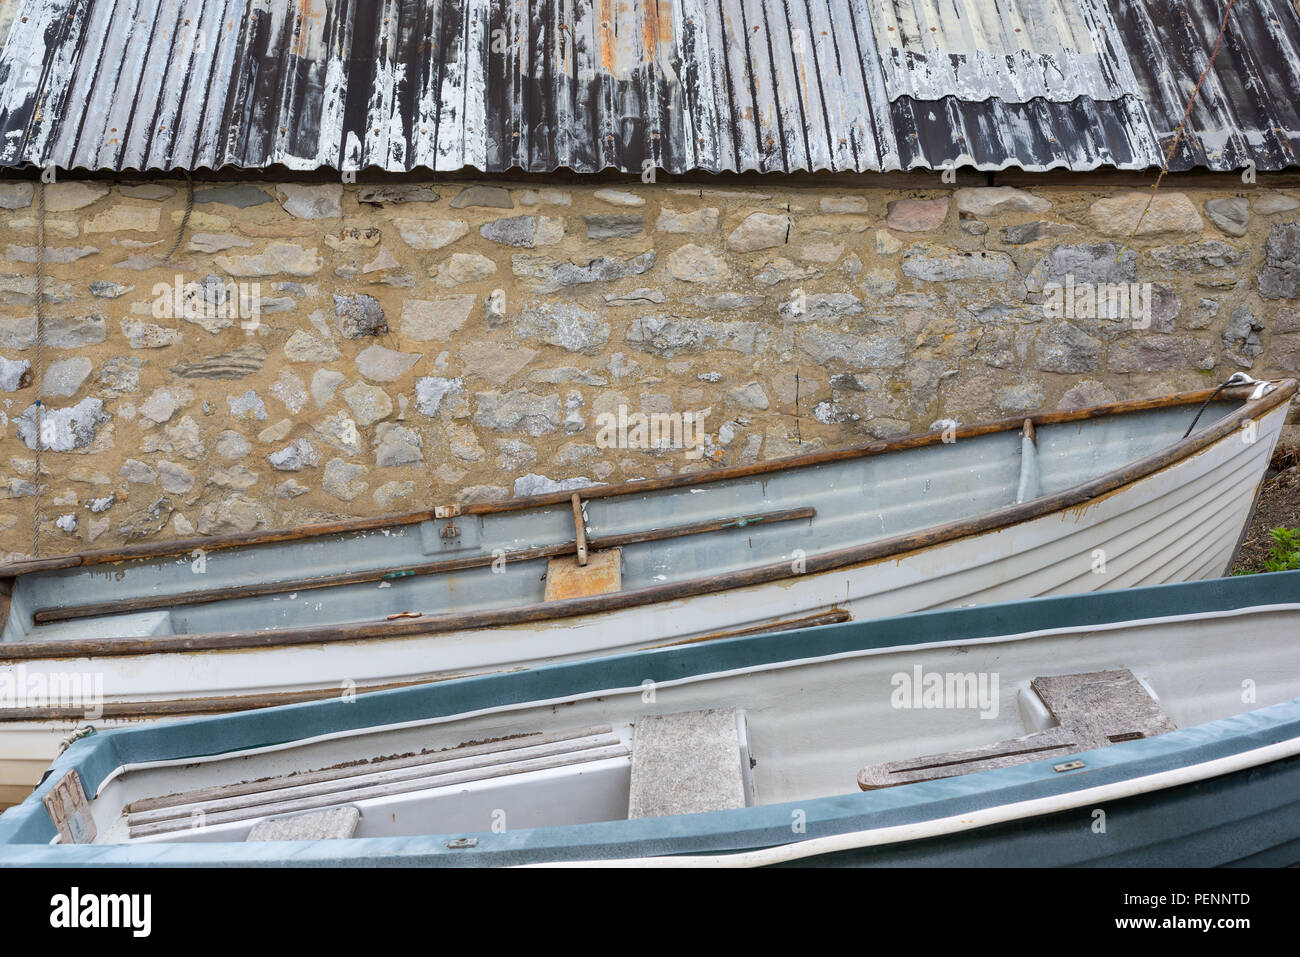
[512,251,654,292]
[886,198,949,232]
[1260,224,1300,300]
[1034,322,1102,373]
[1089,192,1203,236]
[314,411,362,455]
[1204,197,1250,237]
[473,390,562,435]
[283,330,342,362]
[395,218,469,250]
[400,295,476,341]
[16,398,110,450]
[217,243,322,276]
[39,358,91,397]
[1025,243,1137,292]
[584,214,645,239]
[657,207,719,234]
[480,215,563,247]
[796,328,905,368]
[512,473,596,497]
[1223,307,1264,363]
[343,381,393,426]
[358,185,440,205]
[414,376,463,416]
[955,187,1051,217]
[667,244,729,283]
[999,221,1079,245]
[625,316,762,357]
[322,458,368,501]
[333,293,388,338]
[268,438,320,471]
[355,344,421,382]
[0,355,31,391]
[194,185,275,208]
[373,424,424,467]
[0,314,107,351]
[727,213,791,252]
[0,183,34,209]
[276,183,342,219]
[902,246,1015,281]
[5,244,98,264]
[434,252,498,287]
[1148,240,1245,272]
[515,303,610,354]
[450,186,513,209]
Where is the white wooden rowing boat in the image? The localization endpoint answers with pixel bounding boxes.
[0,377,1293,806]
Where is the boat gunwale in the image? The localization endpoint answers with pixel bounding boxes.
[0,379,1293,662]
[1,380,1292,579]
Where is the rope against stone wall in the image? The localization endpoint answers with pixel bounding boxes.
[163,170,195,262]
[1115,0,1237,260]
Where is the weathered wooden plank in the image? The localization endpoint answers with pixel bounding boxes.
[129,743,631,838]
[131,732,626,826]
[127,724,616,814]
[42,770,96,844]
[544,549,622,602]
[858,669,1177,790]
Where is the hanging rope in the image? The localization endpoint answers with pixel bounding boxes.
[31,176,47,559]
[162,169,194,262]
[1115,0,1237,260]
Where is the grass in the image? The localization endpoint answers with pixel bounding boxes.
[1235,526,1300,575]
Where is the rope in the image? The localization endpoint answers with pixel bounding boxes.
[56,725,96,756]
[1180,373,1258,440]
[162,169,194,262]
[1115,0,1236,261]
[32,176,47,559]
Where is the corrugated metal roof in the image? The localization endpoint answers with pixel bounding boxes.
[1110,0,1300,172]
[868,0,1140,103]
[0,0,1291,174]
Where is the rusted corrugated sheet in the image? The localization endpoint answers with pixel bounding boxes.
[1108,0,1300,171]
[868,0,1141,103]
[0,0,1291,174]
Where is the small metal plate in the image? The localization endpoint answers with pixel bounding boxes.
[544,548,622,601]
[42,769,96,844]
[418,517,481,555]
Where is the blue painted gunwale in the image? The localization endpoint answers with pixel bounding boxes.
[2,570,1299,866]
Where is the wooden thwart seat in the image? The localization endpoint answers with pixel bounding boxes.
[628,709,752,819]
[858,670,1176,790]
[126,724,629,839]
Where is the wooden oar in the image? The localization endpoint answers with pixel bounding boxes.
[32,506,816,625]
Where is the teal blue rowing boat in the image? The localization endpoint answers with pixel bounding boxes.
[3,570,1300,866]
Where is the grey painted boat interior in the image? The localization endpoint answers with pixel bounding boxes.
[1,399,1241,643]
[75,593,1300,845]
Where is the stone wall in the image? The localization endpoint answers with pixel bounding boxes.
[1,176,1298,559]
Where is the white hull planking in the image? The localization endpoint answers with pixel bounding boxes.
[0,401,1286,802]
